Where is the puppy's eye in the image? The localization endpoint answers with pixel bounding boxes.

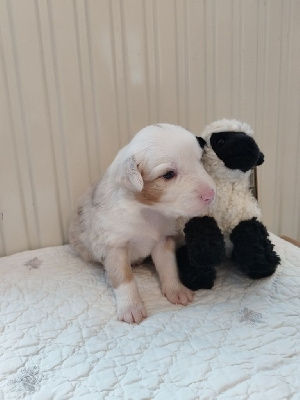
[217,138,225,146]
[162,170,176,180]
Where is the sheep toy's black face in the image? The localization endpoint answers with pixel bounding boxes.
[210,131,264,172]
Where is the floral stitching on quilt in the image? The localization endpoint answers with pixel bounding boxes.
[238,307,264,326]
[8,365,43,393]
[24,257,43,270]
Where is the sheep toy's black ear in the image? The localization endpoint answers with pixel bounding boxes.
[256,152,264,166]
[196,137,207,149]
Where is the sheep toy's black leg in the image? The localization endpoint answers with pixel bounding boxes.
[177,245,217,290]
[177,216,226,290]
[230,217,280,279]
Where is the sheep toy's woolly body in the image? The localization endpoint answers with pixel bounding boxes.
[202,119,261,256]
[177,118,280,290]
[206,175,261,256]
[177,119,261,256]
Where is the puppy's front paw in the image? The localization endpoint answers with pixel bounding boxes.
[162,283,194,306]
[117,302,147,324]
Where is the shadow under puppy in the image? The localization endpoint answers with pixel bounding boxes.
[69,124,215,323]
[177,119,280,290]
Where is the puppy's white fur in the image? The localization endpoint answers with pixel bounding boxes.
[69,124,215,323]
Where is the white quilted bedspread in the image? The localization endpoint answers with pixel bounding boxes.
[0,234,299,400]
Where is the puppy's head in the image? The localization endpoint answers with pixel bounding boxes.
[112,124,216,218]
[201,119,264,179]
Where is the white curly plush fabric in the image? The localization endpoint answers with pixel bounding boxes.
[202,118,254,139]
[0,235,299,399]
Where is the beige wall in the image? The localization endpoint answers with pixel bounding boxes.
[1,0,300,256]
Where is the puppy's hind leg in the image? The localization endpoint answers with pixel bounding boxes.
[104,247,147,324]
[152,237,194,305]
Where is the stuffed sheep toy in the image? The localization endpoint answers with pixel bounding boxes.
[177,119,280,290]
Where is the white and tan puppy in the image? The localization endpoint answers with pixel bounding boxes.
[69,124,215,324]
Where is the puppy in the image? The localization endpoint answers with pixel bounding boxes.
[69,124,215,323]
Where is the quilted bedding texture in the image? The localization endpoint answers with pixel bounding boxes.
[0,234,299,400]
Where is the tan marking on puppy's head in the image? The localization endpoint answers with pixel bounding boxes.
[135,177,165,205]
[134,162,167,205]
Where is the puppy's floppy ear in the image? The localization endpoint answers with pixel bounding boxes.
[256,151,264,166]
[118,156,144,192]
[196,137,207,149]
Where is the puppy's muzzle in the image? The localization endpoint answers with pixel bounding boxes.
[200,188,215,204]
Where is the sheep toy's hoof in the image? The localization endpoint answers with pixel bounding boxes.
[184,216,226,267]
[176,245,216,290]
[230,218,281,279]
[247,267,277,280]
[188,269,216,290]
